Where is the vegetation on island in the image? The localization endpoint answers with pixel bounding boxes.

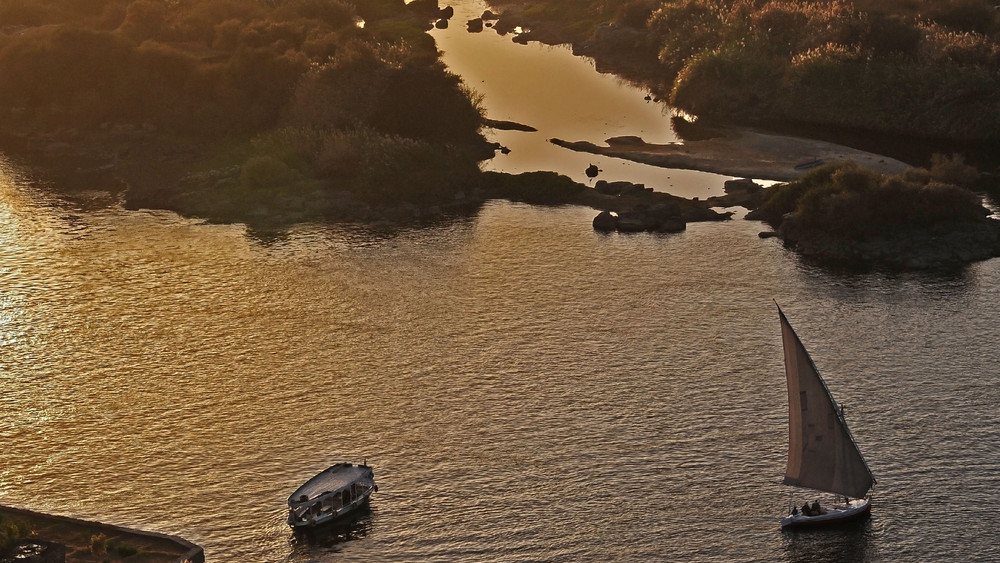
[489,0,1000,144]
[0,514,33,552]
[480,0,1000,268]
[746,155,1000,268]
[0,0,492,220]
[1,506,199,562]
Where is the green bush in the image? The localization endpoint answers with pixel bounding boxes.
[862,14,923,57]
[0,516,34,551]
[640,0,1000,141]
[748,162,863,227]
[273,0,355,28]
[0,0,495,215]
[290,42,483,145]
[927,0,999,35]
[89,532,109,556]
[368,63,484,144]
[480,171,585,204]
[670,46,782,119]
[751,160,988,241]
[352,134,481,204]
[354,0,406,22]
[649,0,725,74]
[927,153,980,187]
[241,155,297,191]
[614,0,658,29]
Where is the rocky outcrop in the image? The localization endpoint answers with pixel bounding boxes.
[483,118,537,132]
[706,178,766,208]
[593,205,687,233]
[594,179,651,196]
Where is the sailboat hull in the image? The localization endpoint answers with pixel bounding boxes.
[780,497,871,529]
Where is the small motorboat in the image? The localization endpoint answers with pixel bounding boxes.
[287,462,377,528]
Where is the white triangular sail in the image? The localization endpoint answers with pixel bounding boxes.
[778,305,874,499]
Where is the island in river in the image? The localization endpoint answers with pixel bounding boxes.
[2,0,999,270]
[0,504,203,562]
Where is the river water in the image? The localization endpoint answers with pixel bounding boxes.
[430,0,733,198]
[2,3,1000,562]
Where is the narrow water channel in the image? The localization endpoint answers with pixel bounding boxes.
[430,0,734,198]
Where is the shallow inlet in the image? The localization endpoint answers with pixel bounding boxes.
[430,0,734,199]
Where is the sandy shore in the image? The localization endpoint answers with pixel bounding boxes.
[551,126,913,182]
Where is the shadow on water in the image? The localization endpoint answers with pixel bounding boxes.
[793,252,980,290]
[782,517,877,563]
[289,505,375,554]
[245,212,479,247]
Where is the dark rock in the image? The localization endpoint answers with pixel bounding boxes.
[593,210,618,232]
[654,217,686,233]
[585,163,601,178]
[435,18,448,29]
[616,213,650,232]
[483,118,537,132]
[593,180,649,196]
[482,10,498,20]
[724,178,762,194]
[467,18,483,32]
[595,203,687,233]
[439,6,454,19]
[594,180,618,195]
[493,17,517,35]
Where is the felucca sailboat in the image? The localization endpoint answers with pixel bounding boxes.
[776,304,875,528]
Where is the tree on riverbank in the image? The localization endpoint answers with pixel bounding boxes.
[0,0,489,213]
[747,156,1000,268]
[490,0,1000,143]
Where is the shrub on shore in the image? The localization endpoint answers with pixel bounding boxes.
[490,0,1000,141]
[747,157,989,241]
[0,516,33,551]
[0,0,491,211]
[655,0,1000,141]
[478,170,585,204]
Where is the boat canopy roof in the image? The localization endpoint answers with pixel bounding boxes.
[288,463,371,504]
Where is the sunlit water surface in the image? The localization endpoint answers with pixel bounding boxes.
[2,153,999,562]
[1,3,998,560]
[432,0,733,198]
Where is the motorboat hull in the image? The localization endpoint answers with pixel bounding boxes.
[780,497,871,529]
[287,463,377,529]
[288,490,373,528]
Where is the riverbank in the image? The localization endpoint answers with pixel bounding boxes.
[550,126,912,182]
[483,0,1000,151]
[1,505,203,562]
